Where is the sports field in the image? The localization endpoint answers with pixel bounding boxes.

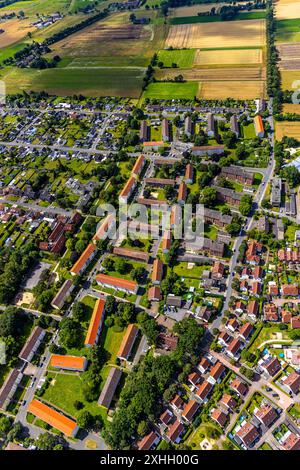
[165,19,266,49]
[276,121,300,140]
[194,48,263,66]
[199,80,266,99]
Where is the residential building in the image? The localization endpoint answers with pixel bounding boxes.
[98,367,122,409]
[50,355,87,372]
[84,298,106,347]
[96,274,138,294]
[117,324,139,362]
[28,399,79,437]
[70,243,97,276]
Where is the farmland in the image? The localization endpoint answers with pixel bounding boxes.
[141,81,199,101]
[165,19,266,49]
[274,0,300,20]
[281,70,300,90]
[276,18,300,43]
[170,12,266,25]
[157,49,196,68]
[0,17,35,47]
[282,103,300,113]
[194,48,263,66]
[199,80,266,99]
[156,67,265,82]
[276,121,300,140]
[277,42,300,70]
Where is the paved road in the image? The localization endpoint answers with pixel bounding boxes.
[0,198,73,216]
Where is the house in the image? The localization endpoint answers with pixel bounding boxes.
[271,177,282,207]
[119,176,136,203]
[192,145,225,157]
[50,355,87,372]
[245,240,262,265]
[221,166,253,185]
[260,356,281,377]
[187,371,201,388]
[282,372,300,395]
[239,322,253,341]
[268,282,279,296]
[98,367,122,409]
[226,338,244,360]
[208,362,225,385]
[132,155,146,177]
[252,266,263,281]
[230,378,248,397]
[145,177,175,187]
[202,238,225,257]
[247,300,259,320]
[84,298,106,347]
[251,281,262,296]
[195,305,212,323]
[93,214,115,242]
[181,400,200,424]
[282,310,292,324]
[137,431,160,451]
[160,409,173,427]
[140,121,149,142]
[236,421,259,448]
[254,404,277,428]
[152,259,164,284]
[291,316,300,329]
[281,432,300,450]
[28,399,78,437]
[166,420,185,444]
[212,261,225,280]
[207,113,215,137]
[282,284,299,297]
[19,326,45,363]
[51,279,74,310]
[204,208,232,229]
[211,409,228,428]
[70,243,97,276]
[197,357,211,374]
[5,442,27,451]
[220,394,237,412]
[96,274,138,294]
[177,182,187,205]
[254,115,264,138]
[185,163,194,184]
[162,118,170,142]
[170,394,184,413]
[117,324,139,362]
[263,303,279,322]
[162,230,172,253]
[185,116,193,137]
[113,247,149,263]
[218,331,232,348]
[226,318,239,333]
[0,369,23,410]
[196,380,213,403]
[148,286,162,302]
[230,115,239,137]
[143,141,164,152]
[211,185,243,207]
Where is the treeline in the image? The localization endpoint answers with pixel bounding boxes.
[0,0,22,7]
[0,242,39,304]
[266,1,282,115]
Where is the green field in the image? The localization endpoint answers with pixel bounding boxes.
[276,18,300,43]
[142,81,199,100]
[157,49,196,68]
[170,12,266,25]
[1,66,144,97]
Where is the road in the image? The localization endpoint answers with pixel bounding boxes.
[0,198,73,216]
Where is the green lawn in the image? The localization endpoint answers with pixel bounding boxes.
[157,49,196,68]
[142,81,199,101]
[242,123,256,139]
[204,223,218,241]
[248,327,289,353]
[172,262,211,279]
[170,11,266,25]
[276,18,300,43]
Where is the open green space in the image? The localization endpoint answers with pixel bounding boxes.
[157,49,196,68]
[276,18,300,43]
[142,81,199,101]
[170,11,266,25]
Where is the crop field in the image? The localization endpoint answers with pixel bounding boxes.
[276,19,300,43]
[157,49,196,68]
[165,19,266,49]
[156,67,265,81]
[275,0,300,20]
[170,4,229,17]
[282,103,300,113]
[141,81,199,100]
[194,48,263,66]
[281,70,300,89]
[170,12,266,25]
[0,17,36,47]
[1,66,144,97]
[277,42,300,69]
[276,121,300,140]
[199,80,266,99]
[49,12,168,67]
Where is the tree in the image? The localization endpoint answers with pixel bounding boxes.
[141,318,159,345]
[281,166,300,188]
[36,432,61,450]
[137,420,149,437]
[77,410,94,430]
[200,187,217,208]
[72,302,85,322]
[0,416,12,435]
[131,266,146,283]
[239,195,253,216]
[59,318,81,349]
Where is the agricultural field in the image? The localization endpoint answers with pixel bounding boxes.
[199,80,266,99]
[274,0,300,20]
[194,48,263,66]
[141,81,199,100]
[0,17,35,47]
[157,48,196,68]
[276,121,300,140]
[165,19,266,49]
[170,12,266,25]
[282,103,300,113]
[0,66,144,97]
[281,70,300,90]
[156,67,265,81]
[277,42,300,70]
[276,18,300,43]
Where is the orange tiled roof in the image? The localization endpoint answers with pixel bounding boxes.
[50,355,87,371]
[70,243,96,275]
[28,399,78,437]
[84,298,106,346]
[96,273,138,292]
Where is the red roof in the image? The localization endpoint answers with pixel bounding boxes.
[84,298,105,346]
